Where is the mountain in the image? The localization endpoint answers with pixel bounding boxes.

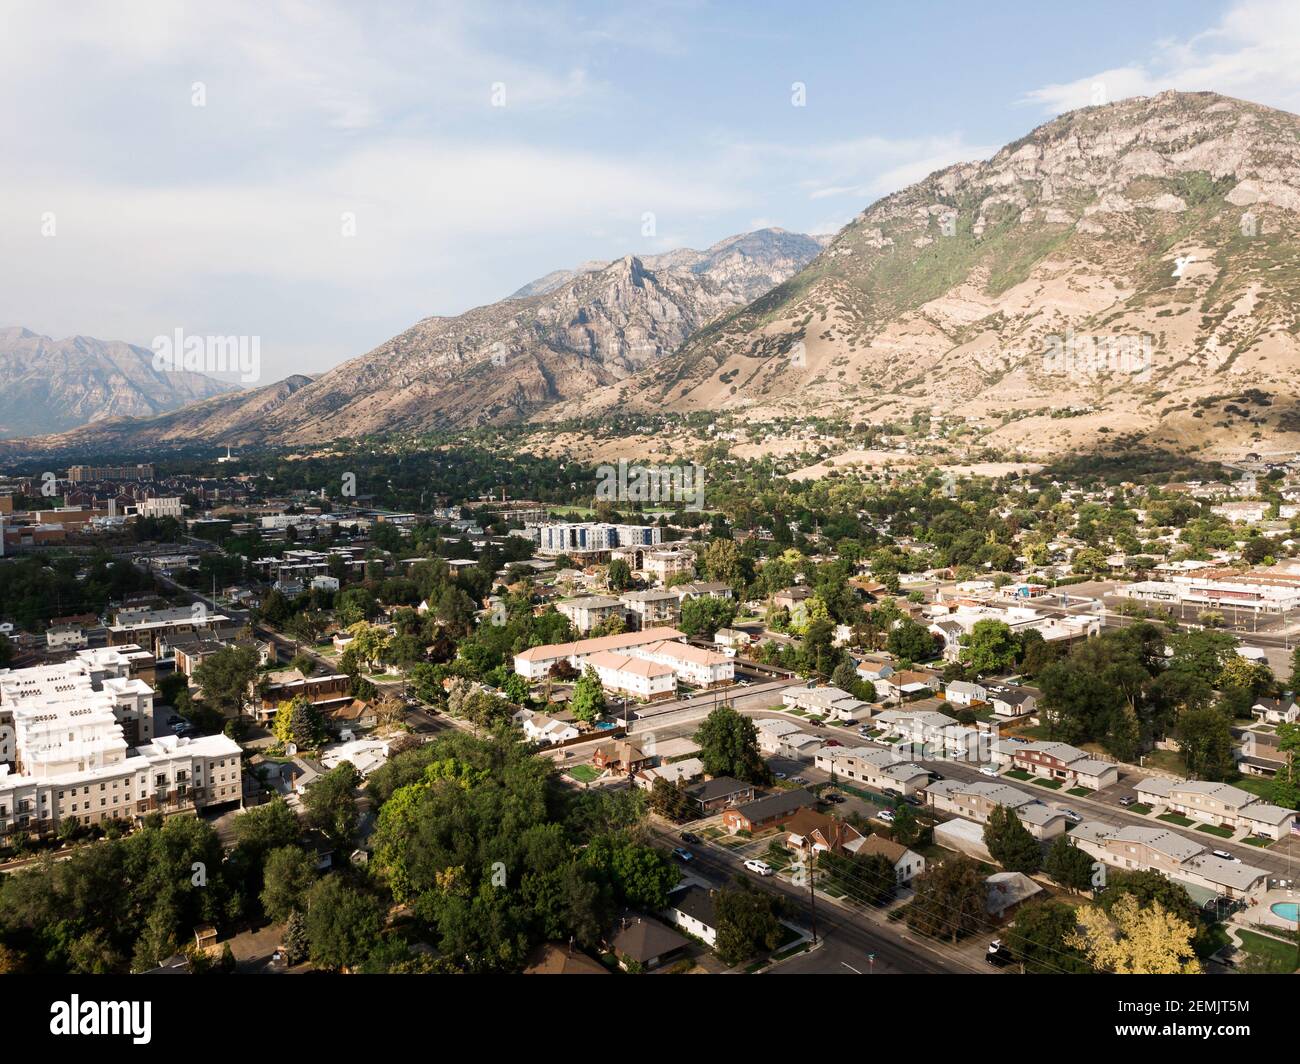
[9,228,824,451]
[554,91,1300,459]
[0,328,236,439]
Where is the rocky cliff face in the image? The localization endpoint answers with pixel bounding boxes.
[555,91,1300,460]
[0,327,235,438]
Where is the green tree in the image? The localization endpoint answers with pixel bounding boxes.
[192,644,259,718]
[1004,900,1090,974]
[906,857,986,944]
[571,666,607,725]
[260,846,318,924]
[713,879,786,966]
[606,558,632,591]
[694,704,772,784]
[304,875,385,971]
[1044,835,1095,893]
[679,596,737,639]
[959,620,1019,676]
[983,806,1041,874]
[304,763,362,847]
[1175,706,1235,781]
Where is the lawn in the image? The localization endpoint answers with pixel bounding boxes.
[1127,803,1153,816]
[1195,823,1235,839]
[1142,749,1188,776]
[1157,812,1195,827]
[1005,769,1032,781]
[1229,775,1278,802]
[1242,835,1275,848]
[1236,930,1299,972]
[1028,777,1064,790]
[1066,787,1093,798]
[566,764,602,784]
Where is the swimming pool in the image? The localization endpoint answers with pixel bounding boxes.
[1270,902,1299,923]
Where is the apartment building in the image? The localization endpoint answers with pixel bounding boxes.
[924,779,1068,839]
[813,746,930,796]
[512,626,733,691]
[996,741,1119,790]
[254,668,353,723]
[1135,777,1296,840]
[754,719,823,760]
[137,496,184,519]
[782,685,874,723]
[1071,822,1270,901]
[107,605,236,657]
[0,657,241,841]
[556,596,624,634]
[584,650,677,701]
[619,589,680,629]
[68,464,155,483]
[525,522,661,556]
[642,549,695,583]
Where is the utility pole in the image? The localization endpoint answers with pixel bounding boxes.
[808,848,818,945]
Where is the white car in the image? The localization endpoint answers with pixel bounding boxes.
[979,766,1000,778]
[1211,850,1241,863]
[876,810,896,824]
[744,859,774,877]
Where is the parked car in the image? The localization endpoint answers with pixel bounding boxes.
[789,776,807,785]
[1007,737,1029,744]
[903,794,924,807]
[882,787,901,799]
[979,766,1000,778]
[679,831,701,845]
[985,946,1013,968]
[823,793,846,804]
[165,714,182,726]
[671,847,694,863]
[1211,849,1242,863]
[928,771,945,781]
[773,771,787,780]
[1060,809,1083,823]
[1118,796,1137,806]
[743,859,773,877]
[876,810,896,824]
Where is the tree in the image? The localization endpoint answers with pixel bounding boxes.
[1175,706,1235,781]
[1044,835,1095,893]
[192,644,258,718]
[260,846,318,923]
[906,857,986,944]
[304,875,385,972]
[983,806,1040,874]
[959,620,1018,676]
[648,777,693,821]
[1004,901,1090,974]
[1067,895,1200,974]
[272,695,327,749]
[282,909,308,965]
[886,618,937,664]
[570,666,607,725]
[606,558,632,591]
[820,851,897,907]
[694,705,772,784]
[714,880,786,966]
[889,802,921,847]
[304,763,362,847]
[678,595,737,639]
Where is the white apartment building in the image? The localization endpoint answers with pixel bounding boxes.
[925,779,1068,840]
[642,549,696,583]
[556,596,624,633]
[525,522,661,556]
[619,589,681,629]
[814,746,930,795]
[0,655,242,840]
[584,650,677,701]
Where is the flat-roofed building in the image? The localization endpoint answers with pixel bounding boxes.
[925,778,1068,839]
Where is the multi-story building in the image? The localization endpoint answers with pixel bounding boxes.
[1071,822,1270,901]
[512,626,732,691]
[254,668,353,724]
[556,596,623,633]
[642,549,695,583]
[995,740,1119,790]
[107,605,236,657]
[813,746,929,795]
[1135,777,1296,840]
[68,464,155,483]
[924,779,1068,839]
[0,655,241,841]
[619,589,681,629]
[525,522,661,557]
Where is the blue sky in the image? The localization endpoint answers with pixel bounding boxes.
[2,0,1296,383]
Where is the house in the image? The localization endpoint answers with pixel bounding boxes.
[877,669,941,702]
[855,656,894,685]
[522,942,611,975]
[925,779,1068,840]
[591,739,653,775]
[722,787,817,834]
[783,808,866,856]
[873,707,959,748]
[713,627,751,650]
[855,834,925,885]
[674,581,734,603]
[255,669,352,723]
[686,776,756,813]
[814,746,929,796]
[324,698,378,735]
[663,885,719,947]
[518,710,581,746]
[985,683,1038,720]
[944,680,987,706]
[633,757,705,791]
[609,915,691,971]
[772,586,813,625]
[999,741,1119,790]
[1070,821,1270,900]
[1252,695,1299,725]
[1134,777,1296,840]
[985,871,1043,918]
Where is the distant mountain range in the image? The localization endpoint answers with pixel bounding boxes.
[12,91,1300,461]
[7,228,824,450]
[0,328,235,439]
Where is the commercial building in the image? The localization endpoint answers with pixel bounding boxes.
[68,464,155,483]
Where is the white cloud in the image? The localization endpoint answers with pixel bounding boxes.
[1023,0,1300,115]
